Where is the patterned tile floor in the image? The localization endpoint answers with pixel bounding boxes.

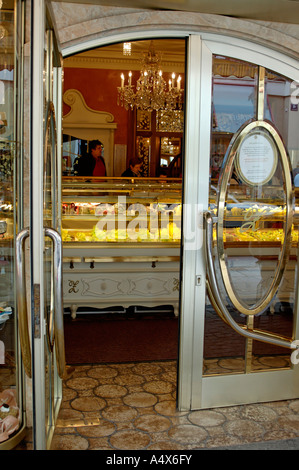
[42,358,299,451]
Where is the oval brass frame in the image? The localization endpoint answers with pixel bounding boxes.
[43,101,57,352]
[43,103,67,377]
[217,119,294,316]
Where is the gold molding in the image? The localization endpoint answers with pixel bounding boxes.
[64,53,185,72]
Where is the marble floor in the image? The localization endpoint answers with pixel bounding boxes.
[43,357,299,451]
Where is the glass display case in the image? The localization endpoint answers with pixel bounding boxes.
[61,177,183,318]
[62,177,182,244]
[210,183,298,246]
[209,174,298,316]
[61,176,298,319]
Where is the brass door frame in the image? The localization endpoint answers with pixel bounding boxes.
[181,34,299,410]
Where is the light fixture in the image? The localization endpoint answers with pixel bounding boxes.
[117,41,184,112]
[123,42,131,56]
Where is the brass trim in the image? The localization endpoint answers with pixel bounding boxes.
[217,120,293,316]
[63,257,82,263]
[43,101,57,352]
[15,228,31,378]
[257,67,265,121]
[83,256,180,263]
[245,315,254,373]
[0,423,27,450]
[45,227,67,379]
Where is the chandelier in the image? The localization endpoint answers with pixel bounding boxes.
[117,41,184,112]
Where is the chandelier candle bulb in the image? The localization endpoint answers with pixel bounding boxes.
[177,76,181,90]
[128,71,132,86]
[121,73,124,88]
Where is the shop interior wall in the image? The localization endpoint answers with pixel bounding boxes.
[63,66,128,147]
[63,63,185,173]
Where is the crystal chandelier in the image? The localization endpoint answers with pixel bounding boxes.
[117,41,184,112]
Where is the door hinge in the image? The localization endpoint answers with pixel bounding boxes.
[33,283,41,338]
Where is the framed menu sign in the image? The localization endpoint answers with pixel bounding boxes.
[235,128,278,185]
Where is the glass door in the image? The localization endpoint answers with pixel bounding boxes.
[178,35,299,410]
[0,1,28,449]
[29,2,67,449]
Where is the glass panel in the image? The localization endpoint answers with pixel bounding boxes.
[205,57,297,376]
[43,31,58,444]
[44,108,55,437]
[220,128,287,312]
[160,137,181,167]
[205,57,256,376]
[156,110,184,132]
[251,69,298,369]
[136,110,151,131]
[136,136,151,176]
[0,7,23,444]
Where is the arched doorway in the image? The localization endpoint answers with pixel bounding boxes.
[60,38,185,370]
[60,32,299,410]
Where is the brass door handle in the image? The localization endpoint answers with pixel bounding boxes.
[45,227,67,379]
[15,228,31,378]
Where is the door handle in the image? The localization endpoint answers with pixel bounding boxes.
[44,227,67,379]
[204,211,297,351]
[15,228,31,378]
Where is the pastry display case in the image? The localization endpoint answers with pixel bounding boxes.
[61,176,298,318]
[210,183,298,245]
[209,183,298,313]
[61,177,182,318]
[62,177,182,244]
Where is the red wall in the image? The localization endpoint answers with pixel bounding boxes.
[63,67,130,145]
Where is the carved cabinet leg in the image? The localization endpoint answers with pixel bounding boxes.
[70,304,78,320]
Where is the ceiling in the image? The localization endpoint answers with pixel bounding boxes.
[53,0,299,24]
[64,39,186,71]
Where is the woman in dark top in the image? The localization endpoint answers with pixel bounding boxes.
[77,140,106,176]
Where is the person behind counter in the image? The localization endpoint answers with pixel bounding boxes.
[121,157,143,177]
[76,140,106,177]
